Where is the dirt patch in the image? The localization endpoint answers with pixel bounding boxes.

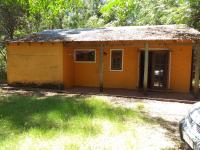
[105,96,192,150]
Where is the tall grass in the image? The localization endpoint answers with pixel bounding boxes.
[0,95,153,150]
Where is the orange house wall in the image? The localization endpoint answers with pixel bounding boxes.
[63,47,74,87]
[73,48,100,87]
[7,42,64,84]
[66,47,139,89]
[103,47,139,89]
[65,41,192,93]
[170,45,192,92]
[7,40,192,93]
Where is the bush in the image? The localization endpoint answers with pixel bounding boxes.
[0,65,6,83]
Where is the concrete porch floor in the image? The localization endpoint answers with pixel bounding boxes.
[1,84,198,104]
[65,87,197,104]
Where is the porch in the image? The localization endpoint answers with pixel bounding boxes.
[1,85,197,104]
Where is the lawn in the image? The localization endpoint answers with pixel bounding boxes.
[0,93,178,150]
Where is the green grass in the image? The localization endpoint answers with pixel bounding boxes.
[0,94,155,150]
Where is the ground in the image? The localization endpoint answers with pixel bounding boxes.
[0,87,193,150]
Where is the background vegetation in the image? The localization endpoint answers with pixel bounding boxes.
[0,0,200,76]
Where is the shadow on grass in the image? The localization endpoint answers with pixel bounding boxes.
[135,105,184,150]
[144,115,185,150]
[0,94,154,143]
[0,94,185,150]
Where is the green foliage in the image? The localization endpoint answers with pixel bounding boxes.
[25,0,105,30]
[101,0,190,26]
[101,0,135,26]
[85,15,104,28]
[189,0,200,30]
[0,42,6,82]
[0,0,26,39]
[27,0,69,31]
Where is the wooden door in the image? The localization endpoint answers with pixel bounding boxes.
[150,51,169,89]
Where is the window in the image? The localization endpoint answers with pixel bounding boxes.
[75,50,95,62]
[110,49,123,71]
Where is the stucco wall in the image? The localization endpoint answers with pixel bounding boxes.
[63,46,74,88]
[7,42,64,85]
[170,45,192,92]
[65,41,192,92]
[73,48,100,87]
[103,47,139,89]
[66,46,139,89]
[7,40,192,93]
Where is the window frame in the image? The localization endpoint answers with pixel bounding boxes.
[110,49,124,71]
[74,49,96,63]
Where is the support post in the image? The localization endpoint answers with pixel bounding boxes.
[143,43,149,94]
[194,41,200,97]
[99,46,104,92]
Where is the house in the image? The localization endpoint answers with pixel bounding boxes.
[6,25,200,94]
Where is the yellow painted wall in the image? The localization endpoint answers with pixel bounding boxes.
[7,40,192,93]
[170,45,192,92]
[66,40,192,92]
[66,46,139,89]
[74,48,100,87]
[63,46,74,87]
[7,42,64,85]
[103,47,139,89]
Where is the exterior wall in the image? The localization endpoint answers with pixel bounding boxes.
[74,48,100,87]
[7,42,64,85]
[170,45,192,92]
[7,40,192,93]
[63,46,74,88]
[63,40,192,93]
[103,47,139,89]
[64,46,138,89]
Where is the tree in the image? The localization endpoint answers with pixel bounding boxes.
[82,0,105,28]
[101,0,190,26]
[101,0,136,26]
[0,0,26,65]
[0,0,26,40]
[189,0,200,30]
[27,0,68,31]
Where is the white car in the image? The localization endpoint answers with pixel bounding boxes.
[180,102,200,150]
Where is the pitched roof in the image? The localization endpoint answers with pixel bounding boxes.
[10,24,200,43]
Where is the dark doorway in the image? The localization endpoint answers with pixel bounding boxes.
[139,51,169,90]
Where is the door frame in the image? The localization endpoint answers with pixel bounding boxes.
[138,49,171,90]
